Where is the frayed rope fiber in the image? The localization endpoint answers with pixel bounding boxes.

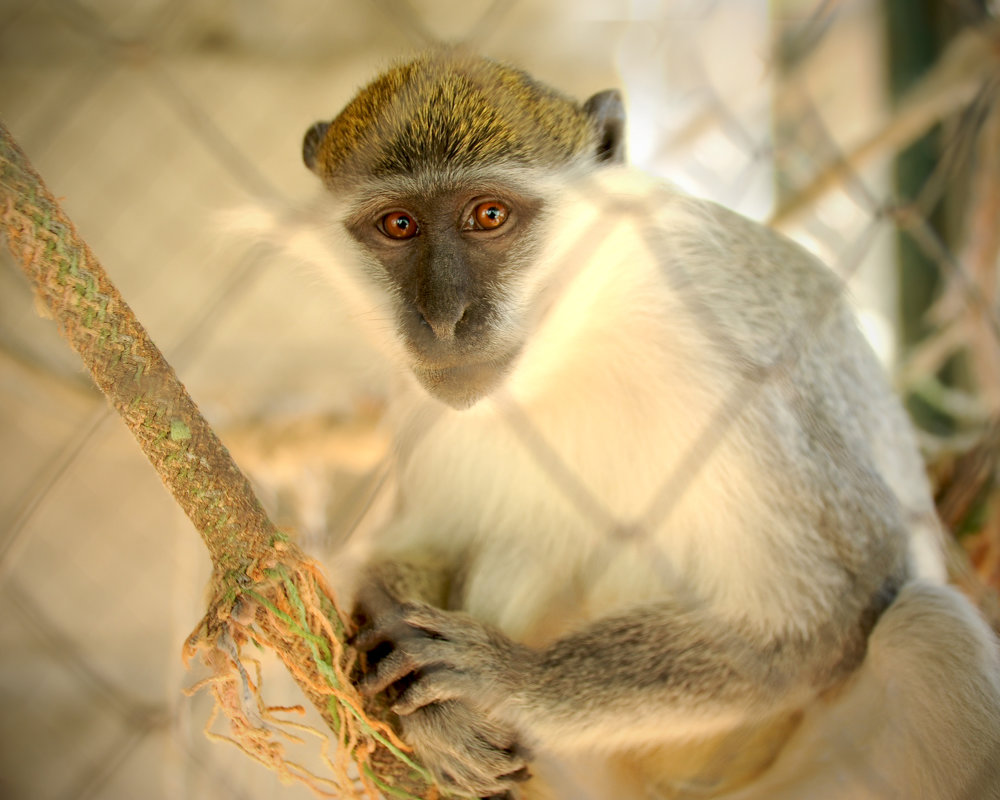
[0,122,437,799]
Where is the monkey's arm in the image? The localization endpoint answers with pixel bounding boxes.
[357,598,845,754]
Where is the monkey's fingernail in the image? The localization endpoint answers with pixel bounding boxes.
[389,698,422,716]
[388,680,430,716]
[389,691,418,716]
[365,649,420,698]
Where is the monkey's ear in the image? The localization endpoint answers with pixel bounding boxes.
[302,121,330,173]
[583,89,626,165]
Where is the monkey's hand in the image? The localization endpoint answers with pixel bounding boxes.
[355,601,533,799]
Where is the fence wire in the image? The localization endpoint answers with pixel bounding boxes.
[1,1,999,798]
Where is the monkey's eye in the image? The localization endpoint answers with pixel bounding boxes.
[467,201,509,231]
[380,211,419,240]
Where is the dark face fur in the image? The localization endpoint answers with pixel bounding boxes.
[304,52,625,408]
[345,179,544,408]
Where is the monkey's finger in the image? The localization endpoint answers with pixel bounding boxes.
[360,647,420,696]
[499,766,531,783]
[396,601,457,636]
[350,625,388,653]
[351,614,415,653]
[352,580,400,623]
[478,768,530,800]
[353,600,452,652]
[391,667,466,715]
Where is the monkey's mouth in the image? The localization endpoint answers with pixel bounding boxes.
[411,348,521,410]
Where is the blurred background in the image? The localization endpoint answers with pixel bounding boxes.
[2,1,999,798]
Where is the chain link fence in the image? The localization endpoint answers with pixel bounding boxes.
[1,1,998,798]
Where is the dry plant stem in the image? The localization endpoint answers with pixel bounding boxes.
[0,122,432,799]
[902,90,1000,397]
[935,419,1000,631]
[771,22,1000,229]
[960,93,1000,408]
[946,93,1000,623]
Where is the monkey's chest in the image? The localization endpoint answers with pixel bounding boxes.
[396,401,783,638]
[392,359,784,637]
[456,531,701,646]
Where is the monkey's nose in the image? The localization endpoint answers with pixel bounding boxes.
[418,302,469,341]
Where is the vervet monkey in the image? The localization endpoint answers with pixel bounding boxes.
[294,51,1000,799]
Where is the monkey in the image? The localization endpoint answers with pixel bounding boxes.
[290,50,1000,799]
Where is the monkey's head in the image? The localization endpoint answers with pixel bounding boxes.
[303,51,625,409]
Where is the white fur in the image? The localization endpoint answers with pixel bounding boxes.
[372,172,834,641]
[244,166,1000,797]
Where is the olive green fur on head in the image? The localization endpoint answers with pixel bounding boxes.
[305,51,604,183]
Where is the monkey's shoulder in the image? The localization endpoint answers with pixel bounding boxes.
[582,167,842,291]
[577,168,858,369]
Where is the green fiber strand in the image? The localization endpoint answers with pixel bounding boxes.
[245,588,329,653]
[362,764,432,800]
[282,576,333,664]
[243,583,433,787]
[340,701,432,781]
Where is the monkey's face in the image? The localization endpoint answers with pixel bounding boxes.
[302,53,626,409]
[344,181,545,409]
